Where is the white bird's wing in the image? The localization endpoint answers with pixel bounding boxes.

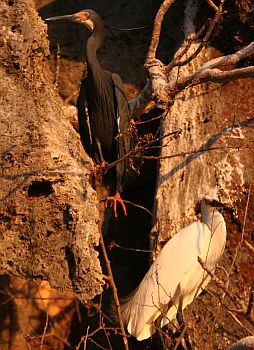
[125,221,206,340]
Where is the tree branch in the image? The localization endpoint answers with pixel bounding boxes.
[146,0,176,60]
[173,0,225,69]
[171,65,254,93]
[207,42,254,69]
[134,0,254,111]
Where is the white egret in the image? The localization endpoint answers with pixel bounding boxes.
[121,194,226,341]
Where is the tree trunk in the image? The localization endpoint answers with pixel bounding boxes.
[0,0,103,302]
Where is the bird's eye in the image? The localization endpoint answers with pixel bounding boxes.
[84,11,89,17]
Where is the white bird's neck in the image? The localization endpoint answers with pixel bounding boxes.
[201,204,226,241]
[201,204,227,267]
[202,209,223,231]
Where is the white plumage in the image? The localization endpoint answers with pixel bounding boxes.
[121,194,226,341]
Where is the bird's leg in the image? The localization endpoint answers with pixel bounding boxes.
[155,316,168,350]
[93,161,108,181]
[176,295,192,350]
[176,295,184,327]
[104,160,127,218]
[93,139,108,181]
[104,192,127,218]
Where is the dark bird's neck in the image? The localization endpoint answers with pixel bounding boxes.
[86,19,105,79]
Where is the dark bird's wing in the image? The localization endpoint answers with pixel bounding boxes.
[112,73,132,191]
[77,78,97,162]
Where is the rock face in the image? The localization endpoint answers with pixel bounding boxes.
[0,0,103,301]
[152,40,254,246]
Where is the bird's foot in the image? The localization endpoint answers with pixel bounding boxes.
[104,192,127,219]
[93,161,108,181]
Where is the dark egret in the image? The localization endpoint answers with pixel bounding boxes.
[121,193,227,340]
[46,10,134,218]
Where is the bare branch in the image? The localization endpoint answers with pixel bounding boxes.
[174,0,225,68]
[145,58,171,109]
[205,0,219,12]
[204,41,254,69]
[146,0,176,60]
[166,22,207,73]
[141,0,254,110]
[172,65,254,93]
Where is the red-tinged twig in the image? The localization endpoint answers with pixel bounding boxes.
[102,129,181,172]
[135,113,163,125]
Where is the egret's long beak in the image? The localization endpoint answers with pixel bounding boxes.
[45,14,81,23]
[209,199,225,208]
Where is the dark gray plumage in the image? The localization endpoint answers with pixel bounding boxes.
[46,10,134,217]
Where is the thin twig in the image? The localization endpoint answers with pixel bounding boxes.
[110,241,153,253]
[227,311,254,334]
[123,199,155,218]
[142,145,248,160]
[167,0,225,73]
[166,22,207,73]
[76,326,122,350]
[228,184,252,277]
[175,0,225,68]
[54,43,61,88]
[99,228,129,350]
[103,129,181,172]
[83,326,90,350]
[40,309,49,349]
[198,257,245,311]
[246,280,254,319]
[135,114,163,125]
